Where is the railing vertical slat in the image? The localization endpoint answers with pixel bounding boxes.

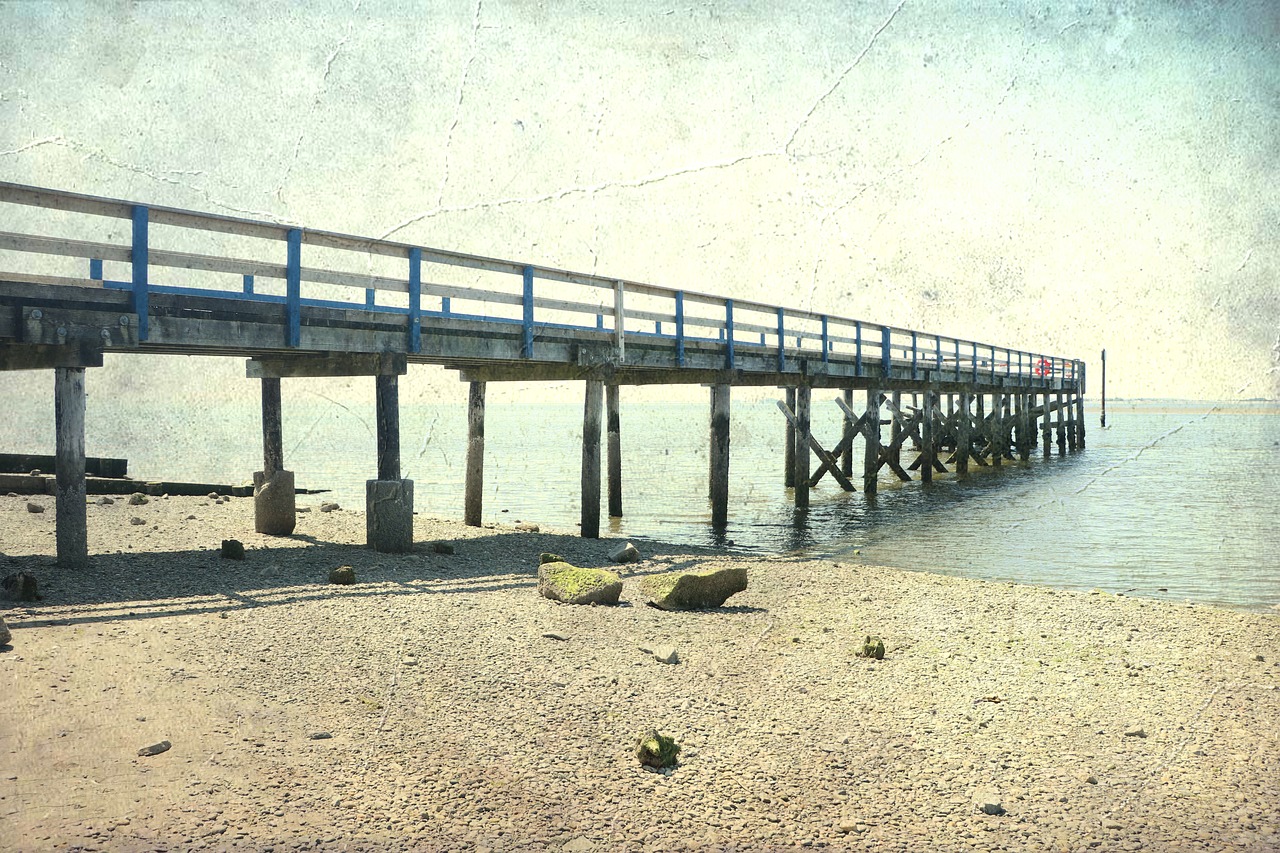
[954,338,960,382]
[855,321,863,376]
[89,258,103,281]
[442,296,451,316]
[776,307,785,372]
[613,279,625,362]
[131,205,149,342]
[285,228,301,347]
[911,331,918,380]
[521,265,534,359]
[725,299,735,369]
[972,342,978,383]
[243,274,254,295]
[881,326,891,377]
[821,315,829,364]
[675,290,685,367]
[935,334,941,373]
[408,247,422,354]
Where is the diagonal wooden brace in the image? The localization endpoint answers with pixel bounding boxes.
[776,400,856,492]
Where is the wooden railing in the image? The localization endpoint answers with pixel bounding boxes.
[0,181,1081,386]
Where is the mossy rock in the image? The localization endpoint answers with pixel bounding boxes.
[634,729,680,769]
[537,561,622,606]
[539,552,565,565]
[637,566,747,611]
[858,635,885,660]
[329,565,356,585]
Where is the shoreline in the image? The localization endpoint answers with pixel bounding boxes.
[2,494,1278,852]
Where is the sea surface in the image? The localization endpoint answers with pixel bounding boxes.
[13,393,1280,613]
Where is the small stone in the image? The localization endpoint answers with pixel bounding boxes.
[128,492,149,506]
[26,502,44,513]
[542,632,570,641]
[2,572,39,602]
[431,541,455,555]
[1254,655,1265,662]
[609,542,640,564]
[401,657,418,666]
[137,740,171,757]
[129,516,145,526]
[858,636,886,660]
[220,539,245,560]
[308,731,333,740]
[0,617,10,646]
[329,566,355,585]
[515,522,540,532]
[207,492,219,499]
[976,796,1005,816]
[1123,726,1146,738]
[562,839,595,853]
[297,506,311,513]
[634,729,680,769]
[1076,771,1099,785]
[860,594,872,603]
[97,496,114,505]
[653,645,679,665]
[837,821,862,834]
[319,502,340,513]
[540,552,564,565]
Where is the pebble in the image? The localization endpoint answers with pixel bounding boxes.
[542,632,570,641]
[319,502,340,513]
[96,496,114,505]
[432,541,456,555]
[1124,727,1147,738]
[308,732,333,740]
[137,740,172,757]
[220,539,245,560]
[653,645,680,665]
[129,517,146,526]
[128,492,149,506]
[514,522,540,532]
[26,502,44,513]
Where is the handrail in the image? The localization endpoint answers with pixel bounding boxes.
[0,181,1080,382]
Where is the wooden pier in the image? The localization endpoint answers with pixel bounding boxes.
[0,182,1086,566]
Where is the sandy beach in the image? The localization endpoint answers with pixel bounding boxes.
[1,492,1278,852]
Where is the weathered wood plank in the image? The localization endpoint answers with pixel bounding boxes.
[784,387,796,487]
[464,381,485,527]
[606,383,622,518]
[709,383,730,526]
[375,374,400,481]
[793,385,812,508]
[261,377,284,477]
[581,379,603,538]
[54,367,88,568]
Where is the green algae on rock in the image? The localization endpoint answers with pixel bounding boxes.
[638,566,747,610]
[537,561,622,606]
[634,729,680,769]
[858,635,886,660]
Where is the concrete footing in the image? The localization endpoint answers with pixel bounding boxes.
[253,469,296,535]
[366,478,414,553]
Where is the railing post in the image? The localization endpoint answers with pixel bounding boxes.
[365,288,375,307]
[990,345,996,381]
[286,228,301,347]
[821,315,829,365]
[934,334,941,374]
[776,307,785,372]
[675,290,685,367]
[972,342,978,383]
[954,338,960,382]
[521,265,534,358]
[408,247,422,354]
[911,331,918,380]
[442,296,451,316]
[881,326,891,377]
[725,299,735,369]
[131,205,149,342]
[613,279,626,363]
[243,274,254,295]
[89,258,103,281]
[855,321,862,375]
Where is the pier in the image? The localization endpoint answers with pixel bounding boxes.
[0,182,1085,566]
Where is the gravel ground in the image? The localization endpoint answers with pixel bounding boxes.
[1,492,1278,852]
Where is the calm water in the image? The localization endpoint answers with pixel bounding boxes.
[14,393,1280,612]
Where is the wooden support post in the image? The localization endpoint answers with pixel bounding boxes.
[863,389,880,495]
[841,388,855,480]
[1100,348,1107,428]
[262,377,284,476]
[1067,392,1078,451]
[1076,391,1086,450]
[784,387,796,487]
[1020,393,1032,460]
[921,390,934,484]
[890,391,903,472]
[54,367,88,568]
[464,381,485,527]
[607,384,622,518]
[1055,391,1066,455]
[956,391,971,475]
[581,379,603,538]
[1042,391,1052,459]
[793,384,811,509]
[709,384,731,527]
[376,374,400,481]
[991,393,1002,468]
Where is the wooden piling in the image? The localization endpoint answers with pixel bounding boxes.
[956,391,971,475]
[890,391,903,472]
[375,374,400,481]
[581,379,603,538]
[261,377,283,476]
[921,391,934,484]
[606,384,622,517]
[991,393,1002,468]
[841,388,854,480]
[1076,392,1086,450]
[1042,391,1052,459]
[784,387,796,487]
[54,367,87,568]
[709,383,731,527]
[793,384,811,509]
[863,389,880,495]
[1100,348,1107,428]
[1020,393,1032,460]
[1055,391,1066,455]
[464,380,485,527]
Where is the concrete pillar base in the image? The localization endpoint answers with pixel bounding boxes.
[366,478,414,553]
[253,469,296,536]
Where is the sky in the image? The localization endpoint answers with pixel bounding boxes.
[1,0,1277,410]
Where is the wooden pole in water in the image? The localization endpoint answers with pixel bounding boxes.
[1075,391,1086,450]
[581,379,603,538]
[606,383,622,518]
[784,387,796,487]
[709,383,731,527]
[375,374,400,481]
[54,367,88,568]
[463,380,485,527]
[1042,391,1052,459]
[793,384,811,509]
[991,393,1002,468]
[921,390,934,484]
[863,389,880,495]
[890,391,903,471]
[975,393,986,463]
[956,390,971,475]
[1055,390,1066,456]
[841,388,855,480]
[1100,348,1107,428]
[261,377,284,477]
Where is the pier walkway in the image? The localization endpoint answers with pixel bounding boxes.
[0,182,1085,564]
